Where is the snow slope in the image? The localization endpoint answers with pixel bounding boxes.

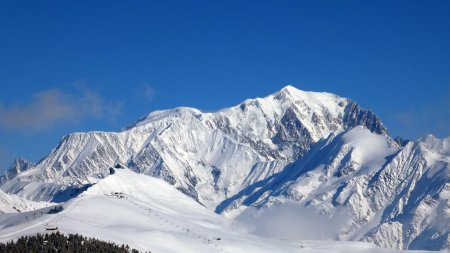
[0,169,428,253]
[0,189,47,213]
[362,135,450,250]
[218,127,450,250]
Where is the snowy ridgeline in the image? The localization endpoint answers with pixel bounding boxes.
[0,86,449,251]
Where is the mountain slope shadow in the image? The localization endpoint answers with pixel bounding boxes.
[51,184,93,203]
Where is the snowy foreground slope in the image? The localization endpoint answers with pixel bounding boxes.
[0,169,430,253]
[1,86,449,250]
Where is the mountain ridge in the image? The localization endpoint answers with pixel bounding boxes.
[0,85,448,250]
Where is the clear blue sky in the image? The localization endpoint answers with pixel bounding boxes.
[0,1,449,172]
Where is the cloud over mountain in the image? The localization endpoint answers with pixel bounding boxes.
[0,85,123,131]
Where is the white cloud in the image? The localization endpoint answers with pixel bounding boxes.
[235,202,350,241]
[136,83,156,101]
[392,88,450,139]
[0,85,123,131]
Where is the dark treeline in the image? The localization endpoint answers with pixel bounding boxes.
[0,232,149,253]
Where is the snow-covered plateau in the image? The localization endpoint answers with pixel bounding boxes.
[0,85,448,252]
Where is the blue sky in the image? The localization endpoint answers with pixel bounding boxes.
[0,1,449,172]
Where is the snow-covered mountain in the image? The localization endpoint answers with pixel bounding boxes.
[0,168,428,253]
[0,86,386,205]
[218,127,450,250]
[1,85,448,250]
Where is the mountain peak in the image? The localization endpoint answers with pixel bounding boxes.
[125,106,203,130]
[1,157,35,184]
[2,85,389,203]
[274,85,310,98]
[280,84,299,92]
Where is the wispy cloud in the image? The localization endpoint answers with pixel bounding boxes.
[392,88,450,139]
[136,83,156,101]
[0,85,123,131]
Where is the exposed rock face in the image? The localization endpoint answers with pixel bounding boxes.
[343,100,387,135]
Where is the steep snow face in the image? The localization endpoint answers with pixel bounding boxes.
[361,136,450,250]
[217,126,397,217]
[0,169,426,253]
[1,86,386,209]
[201,85,386,159]
[218,127,449,250]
